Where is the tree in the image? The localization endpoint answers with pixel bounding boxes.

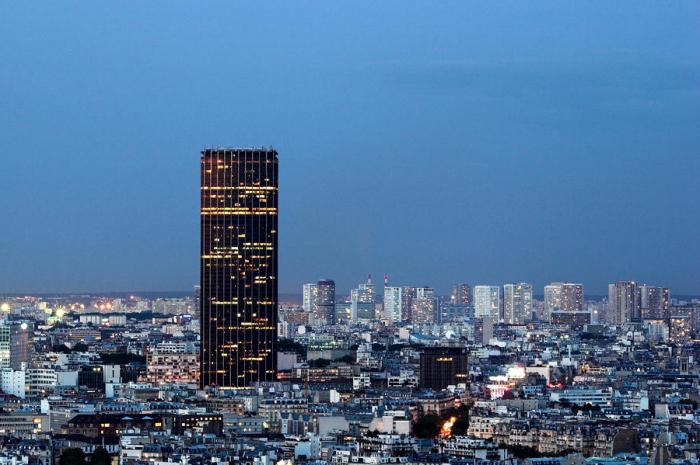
[309,358,331,368]
[99,352,146,365]
[452,415,470,435]
[90,448,112,465]
[60,448,86,465]
[413,413,441,439]
[277,339,307,356]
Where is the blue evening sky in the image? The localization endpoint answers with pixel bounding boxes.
[1,2,698,295]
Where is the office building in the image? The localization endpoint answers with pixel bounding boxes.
[351,275,375,321]
[383,286,402,323]
[0,322,33,371]
[503,283,532,324]
[473,285,500,321]
[200,148,278,388]
[400,287,416,322]
[419,347,469,390]
[302,283,318,315]
[411,287,436,325]
[314,279,336,326]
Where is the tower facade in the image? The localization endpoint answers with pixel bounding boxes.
[383,286,402,323]
[607,281,638,324]
[200,148,278,388]
[503,283,532,324]
[473,285,501,320]
[315,279,336,326]
[450,283,471,306]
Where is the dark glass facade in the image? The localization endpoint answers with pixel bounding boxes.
[419,347,469,391]
[200,148,278,388]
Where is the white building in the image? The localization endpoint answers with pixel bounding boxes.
[474,286,500,320]
[383,287,402,323]
[303,283,318,314]
[503,283,532,324]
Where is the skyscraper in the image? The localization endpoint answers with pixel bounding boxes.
[302,283,318,314]
[400,286,416,322]
[450,283,471,306]
[411,287,436,325]
[503,283,532,324]
[561,283,584,312]
[315,279,336,326]
[200,148,278,388]
[544,282,584,321]
[638,285,670,320]
[0,322,33,370]
[544,283,562,321]
[383,286,402,323]
[607,281,638,324]
[351,275,375,321]
[473,285,500,321]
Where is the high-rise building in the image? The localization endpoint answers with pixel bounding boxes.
[607,281,639,324]
[400,287,416,322]
[638,285,670,320]
[419,347,469,390]
[545,282,584,321]
[302,283,318,315]
[383,286,402,323]
[561,283,584,312]
[474,316,494,345]
[503,283,532,324]
[411,287,436,325]
[450,283,471,306]
[473,285,500,321]
[315,279,336,326]
[351,275,375,321]
[200,148,278,388]
[544,283,562,320]
[0,322,33,371]
[194,285,201,315]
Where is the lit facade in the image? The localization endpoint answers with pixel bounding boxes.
[473,286,500,321]
[383,286,402,323]
[411,287,436,325]
[351,276,375,321]
[607,281,638,324]
[545,282,584,321]
[450,283,471,306]
[302,283,318,314]
[147,343,200,385]
[200,148,278,388]
[503,283,532,325]
[0,323,33,371]
[639,285,670,320]
[314,279,336,326]
[419,347,469,390]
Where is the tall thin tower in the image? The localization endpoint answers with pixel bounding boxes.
[200,148,278,388]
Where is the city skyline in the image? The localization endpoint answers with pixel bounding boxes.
[1,2,699,296]
[0,3,698,463]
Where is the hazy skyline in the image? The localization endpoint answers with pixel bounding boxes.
[1,2,698,295]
